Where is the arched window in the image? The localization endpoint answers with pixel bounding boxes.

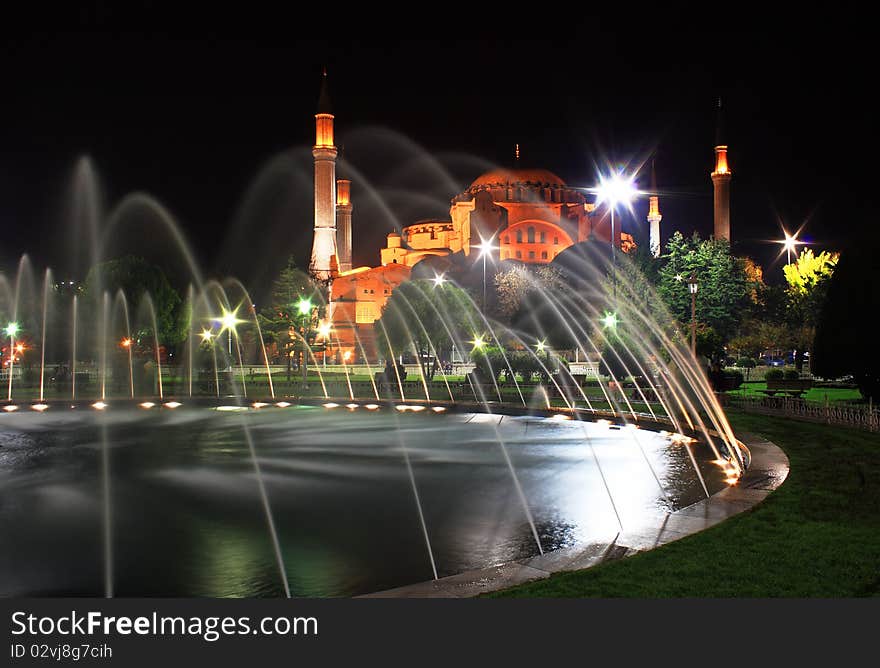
[541,250,548,260]
[540,231,546,243]
[516,229,523,243]
[503,236,509,245]
[527,227,535,243]
[516,250,522,259]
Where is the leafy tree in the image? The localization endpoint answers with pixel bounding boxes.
[494,264,565,321]
[375,279,480,364]
[82,256,185,345]
[782,248,839,370]
[257,257,325,373]
[657,232,752,354]
[813,240,879,400]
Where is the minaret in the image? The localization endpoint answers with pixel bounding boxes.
[647,160,662,257]
[310,69,338,281]
[711,98,731,241]
[336,178,352,273]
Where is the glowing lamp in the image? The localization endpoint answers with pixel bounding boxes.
[297,298,313,316]
[595,173,637,210]
[5,322,19,337]
[600,312,618,329]
[199,329,214,343]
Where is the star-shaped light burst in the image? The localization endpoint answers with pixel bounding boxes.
[471,334,486,350]
[5,322,19,337]
[296,297,313,316]
[199,328,214,343]
[215,307,244,334]
[600,312,619,329]
[432,273,446,287]
[317,321,332,339]
[594,172,638,212]
[535,339,547,354]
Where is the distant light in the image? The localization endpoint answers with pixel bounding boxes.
[275,401,291,408]
[139,402,156,409]
[317,321,332,338]
[475,238,497,258]
[215,307,244,333]
[365,404,380,410]
[471,335,486,350]
[163,401,182,409]
[92,401,108,410]
[32,404,49,412]
[323,402,339,408]
[342,351,352,362]
[594,172,638,210]
[5,322,19,337]
[535,340,546,354]
[120,338,132,348]
[600,312,618,329]
[15,344,25,354]
[199,329,214,343]
[297,298,313,316]
[432,273,446,287]
[252,402,269,409]
[3,405,19,412]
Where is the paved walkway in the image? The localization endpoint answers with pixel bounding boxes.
[361,432,789,598]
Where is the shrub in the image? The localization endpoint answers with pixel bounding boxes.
[783,369,800,380]
[724,370,744,390]
[765,368,784,381]
[737,357,757,368]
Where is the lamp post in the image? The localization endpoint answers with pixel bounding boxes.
[475,238,497,310]
[296,297,313,384]
[687,273,698,355]
[595,172,637,301]
[6,322,19,402]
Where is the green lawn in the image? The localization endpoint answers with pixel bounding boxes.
[487,411,880,597]
[727,381,862,404]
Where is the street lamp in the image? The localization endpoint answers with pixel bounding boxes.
[600,312,618,329]
[6,322,19,401]
[782,231,802,265]
[471,334,486,351]
[475,238,497,309]
[687,273,699,355]
[595,172,637,299]
[215,307,244,360]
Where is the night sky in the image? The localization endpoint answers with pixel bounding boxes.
[1,11,870,299]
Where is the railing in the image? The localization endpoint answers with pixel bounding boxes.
[724,394,879,432]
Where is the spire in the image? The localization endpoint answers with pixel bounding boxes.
[715,96,724,147]
[317,67,332,115]
[515,143,520,163]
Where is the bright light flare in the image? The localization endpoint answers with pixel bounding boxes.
[5,322,19,337]
[199,329,214,343]
[139,402,156,409]
[471,334,486,350]
[594,172,638,211]
[600,312,618,329]
[346,403,359,410]
[431,406,446,413]
[432,273,446,287]
[342,351,352,362]
[317,321,332,338]
[297,298,313,316]
[4,405,19,412]
[535,340,546,354]
[120,338,132,348]
[475,238,497,258]
[215,308,244,333]
[92,401,108,410]
[163,401,182,409]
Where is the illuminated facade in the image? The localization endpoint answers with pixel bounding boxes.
[378,168,634,267]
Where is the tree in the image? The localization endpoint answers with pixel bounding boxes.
[257,258,325,377]
[82,256,186,346]
[783,248,839,370]
[657,232,752,353]
[375,279,480,365]
[813,240,879,400]
[494,264,565,321]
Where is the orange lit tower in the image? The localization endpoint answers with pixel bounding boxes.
[310,70,339,281]
[336,178,352,273]
[647,160,662,257]
[711,98,731,241]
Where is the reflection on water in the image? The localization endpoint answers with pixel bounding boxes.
[0,407,725,597]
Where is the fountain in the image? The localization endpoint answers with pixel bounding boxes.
[0,149,748,598]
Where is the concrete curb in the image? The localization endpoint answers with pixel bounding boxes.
[359,431,789,598]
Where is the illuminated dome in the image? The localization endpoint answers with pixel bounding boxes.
[470,168,566,188]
